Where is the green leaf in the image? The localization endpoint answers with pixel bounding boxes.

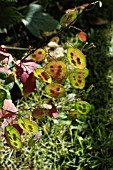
[0,28,7,33]
[39,0,49,9]
[22,4,59,37]
[0,72,8,80]
[0,89,7,108]
[5,74,15,84]
[69,111,79,120]
[0,2,22,28]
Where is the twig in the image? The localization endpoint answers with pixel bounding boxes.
[1,45,29,51]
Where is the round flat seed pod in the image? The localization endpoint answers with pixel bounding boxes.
[69,73,85,89]
[75,68,89,78]
[18,118,38,133]
[69,111,78,120]
[34,68,52,83]
[78,31,87,42]
[9,138,22,149]
[76,101,91,114]
[45,83,65,98]
[45,61,67,83]
[67,48,86,69]
[32,107,46,119]
[5,125,22,149]
[30,48,46,62]
[60,11,77,27]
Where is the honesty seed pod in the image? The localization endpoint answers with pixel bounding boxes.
[60,11,77,27]
[75,68,89,78]
[18,118,38,133]
[45,83,65,98]
[69,72,85,89]
[67,48,86,69]
[5,125,22,149]
[76,101,91,114]
[32,107,46,119]
[45,61,67,83]
[30,48,46,62]
[34,68,52,83]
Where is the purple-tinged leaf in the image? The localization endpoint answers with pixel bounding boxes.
[16,57,37,84]
[12,123,23,135]
[0,47,13,63]
[48,103,58,119]
[3,99,18,113]
[0,66,9,74]
[23,72,36,96]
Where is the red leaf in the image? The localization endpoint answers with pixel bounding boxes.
[23,72,36,96]
[78,31,87,42]
[12,123,23,135]
[48,103,58,119]
[3,111,16,119]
